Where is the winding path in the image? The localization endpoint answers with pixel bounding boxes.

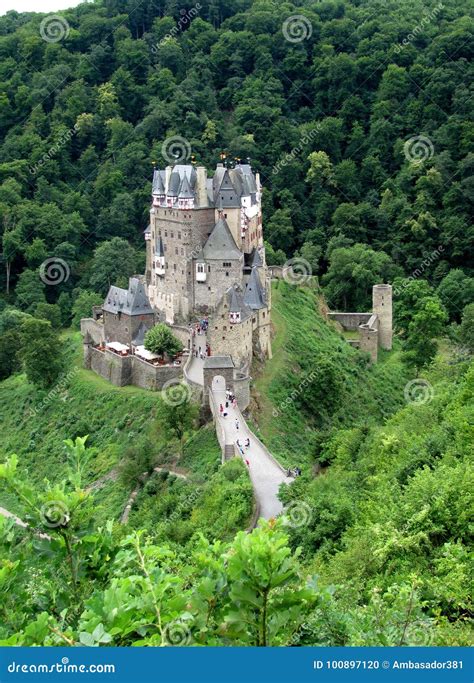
[186,333,291,519]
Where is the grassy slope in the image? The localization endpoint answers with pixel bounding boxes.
[0,333,251,536]
[251,280,410,468]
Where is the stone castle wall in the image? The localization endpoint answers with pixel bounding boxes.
[327,312,372,330]
[81,318,104,345]
[85,346,182,390]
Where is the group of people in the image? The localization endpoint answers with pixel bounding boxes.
[193,343,210,360]
[287,466,302,478]
[192,319,208,335]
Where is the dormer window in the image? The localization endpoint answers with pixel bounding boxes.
[229,311,241,324]
[196,263,206,282]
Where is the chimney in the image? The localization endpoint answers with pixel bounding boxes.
[196,166,208,208]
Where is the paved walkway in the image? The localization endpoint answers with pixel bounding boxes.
[212,379,292,519]
[186,330,207,385]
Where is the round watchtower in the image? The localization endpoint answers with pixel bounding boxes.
[372,284,392,350]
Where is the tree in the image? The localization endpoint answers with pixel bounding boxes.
[458,303,474,354]
[224,521,315,646]
[403,297,448,370]
[2,228,21,295]
[19,317,63,388]
[155,393,198,456]
[15,269,46,312]
[89,238,138,296]
[322,244,400,311]
[71,290,103,329]
[0,329,21,380]
[437,270,474,323]
[144,324,182,358]
[34,302,62,329]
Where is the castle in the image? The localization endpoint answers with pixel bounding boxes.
[328,284,393,363]
[81,162,272,396]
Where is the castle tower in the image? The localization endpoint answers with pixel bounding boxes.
[372,284,392,350]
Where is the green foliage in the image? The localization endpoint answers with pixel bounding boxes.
[33,302,62,329]
[19,317,64,388]
[458,303,474,353]
[71,290,103,329]
[144,323,183,357]
[89,238,138,296]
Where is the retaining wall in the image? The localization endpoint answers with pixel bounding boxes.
[327,312,372,330]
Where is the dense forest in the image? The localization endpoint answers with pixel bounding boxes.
[0,0,473,648]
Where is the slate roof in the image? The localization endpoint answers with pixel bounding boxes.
[178,173,194,199]
[197,217,242,260]
[211,163,258,206]
[227,285,252,322]
[244,268,266,310]
[250,247,263,268]
[204,355,234,369]
[103,278,154,316]
[152,169,165,195]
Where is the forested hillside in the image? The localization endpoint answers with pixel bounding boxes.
[0,0,473,649]
[0,0,473,323]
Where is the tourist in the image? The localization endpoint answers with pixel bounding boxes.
[219,404,223,415]
[245,459,250,467]
[235,419,239,430]
[245,438,250,448]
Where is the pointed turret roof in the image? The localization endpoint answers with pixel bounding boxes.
[178,174,194,199]
[224,285,252,322]
[152,169,165,195]
[244,268,266,310]
[198,217,242,260]
[251,248,263,268]
[168,170,180,196]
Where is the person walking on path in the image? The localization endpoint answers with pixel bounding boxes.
[245,459,250,467]
[220,404,223,415]
[245,437,250,448]
[235,419,239,430]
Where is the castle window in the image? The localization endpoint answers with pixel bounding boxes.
[223,262,231,268]
[175,247,178,255]
[171,232,174,238]
[165,231,168,237]
[226,272,229,277]
[224,213,227,218]
[208,265,211,273]
[173,264,177,271]
[178,232,181,239]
